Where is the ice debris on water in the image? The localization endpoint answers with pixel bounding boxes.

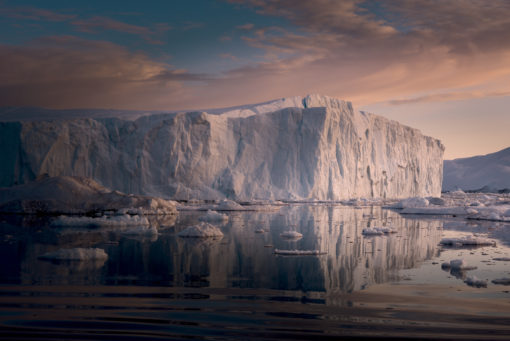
[441,259,477,271]
[492,278,510,285]
[177,222,224,238]
[274,249,326,256]
[280,231,303,239]
[493,257,510,261]
[439,235,496,247]
[198,210,229,223]
[464,276,487,288]
[38,248,108,261]
[362,227,396,235]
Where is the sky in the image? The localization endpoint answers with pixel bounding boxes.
[0,0,509,159]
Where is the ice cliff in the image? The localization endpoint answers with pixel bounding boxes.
[0,94,444,200]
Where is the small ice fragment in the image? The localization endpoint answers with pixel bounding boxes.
[198,210,229,223]
[492,278,510,285]
[493,257,510,261]
[216,200,245,211]
[38,248,108,261]
[439,236,496,247]
[178,222,224,238]
[280,231,303,239]
[274,249,326,256]
[362,227,396,235]
[449,259,477,270]
[464,276,487,288]
[51,214,150,227]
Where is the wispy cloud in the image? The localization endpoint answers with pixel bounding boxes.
[0,6,75,21]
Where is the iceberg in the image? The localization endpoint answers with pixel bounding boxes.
[0,94,444,200]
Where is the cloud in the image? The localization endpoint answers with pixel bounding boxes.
[387,90,510,105]
[0,6,75,21]
[71,16,171,44]
[0,36,207,110]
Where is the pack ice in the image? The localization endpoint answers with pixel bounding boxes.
[0,95,444,200]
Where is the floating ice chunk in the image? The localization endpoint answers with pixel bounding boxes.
[198,210,229,223]
[441,259,477,270]
[464,275,487,288]
[440,235,496,247]
[280,231,303,239]
[362,227,397,235]
[178,222,224,238]
[468,206,510,222]
[493,257,510,261]
[451,189,466,195]
[51,214,150,227]
[274,249,326,256]
[216,200,245,211]
[391,197,429,209]
[492,278,510,285]
[38,248,108,261]
[120,225,158,235]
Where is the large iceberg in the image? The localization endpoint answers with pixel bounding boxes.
[0,95,444,200]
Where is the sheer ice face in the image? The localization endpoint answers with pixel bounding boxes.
[0,94,444,200]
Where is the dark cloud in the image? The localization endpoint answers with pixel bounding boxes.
[0,36,208,109]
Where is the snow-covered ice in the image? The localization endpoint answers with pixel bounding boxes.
[274,249,326,256]
[177,222,224,238]
[0,94,444,201]
[362,227,396,235]
[198,210,229,223]
[38,248,108,261]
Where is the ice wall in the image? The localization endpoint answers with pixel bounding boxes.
[0,94,444,200]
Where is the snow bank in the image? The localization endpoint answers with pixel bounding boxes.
[177,222,224,238]
[441,259,477,271]
[0,94,444,201]
[51,214,150,227]
[280,231,303,239]
[198,210,229,223]
[274,249,326,256]
[362,227,397,235]
[464,275,487,288]
[38,248,108,261]
[439,235,496,247]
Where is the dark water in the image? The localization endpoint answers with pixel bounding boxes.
[1,205,509,340]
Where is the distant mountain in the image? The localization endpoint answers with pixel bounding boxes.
[443,147,510,192]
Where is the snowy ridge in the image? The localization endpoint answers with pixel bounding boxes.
[0,94,444,200]
[443,147,510,192]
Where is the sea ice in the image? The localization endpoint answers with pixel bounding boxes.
[177,222,224,238]
[492,278,510,285]
[38,248,108,261]
[216,200,246,211]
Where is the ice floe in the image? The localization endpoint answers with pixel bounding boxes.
[177,222,224,238]
[38,248,108,261]
[492,278,510,285]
